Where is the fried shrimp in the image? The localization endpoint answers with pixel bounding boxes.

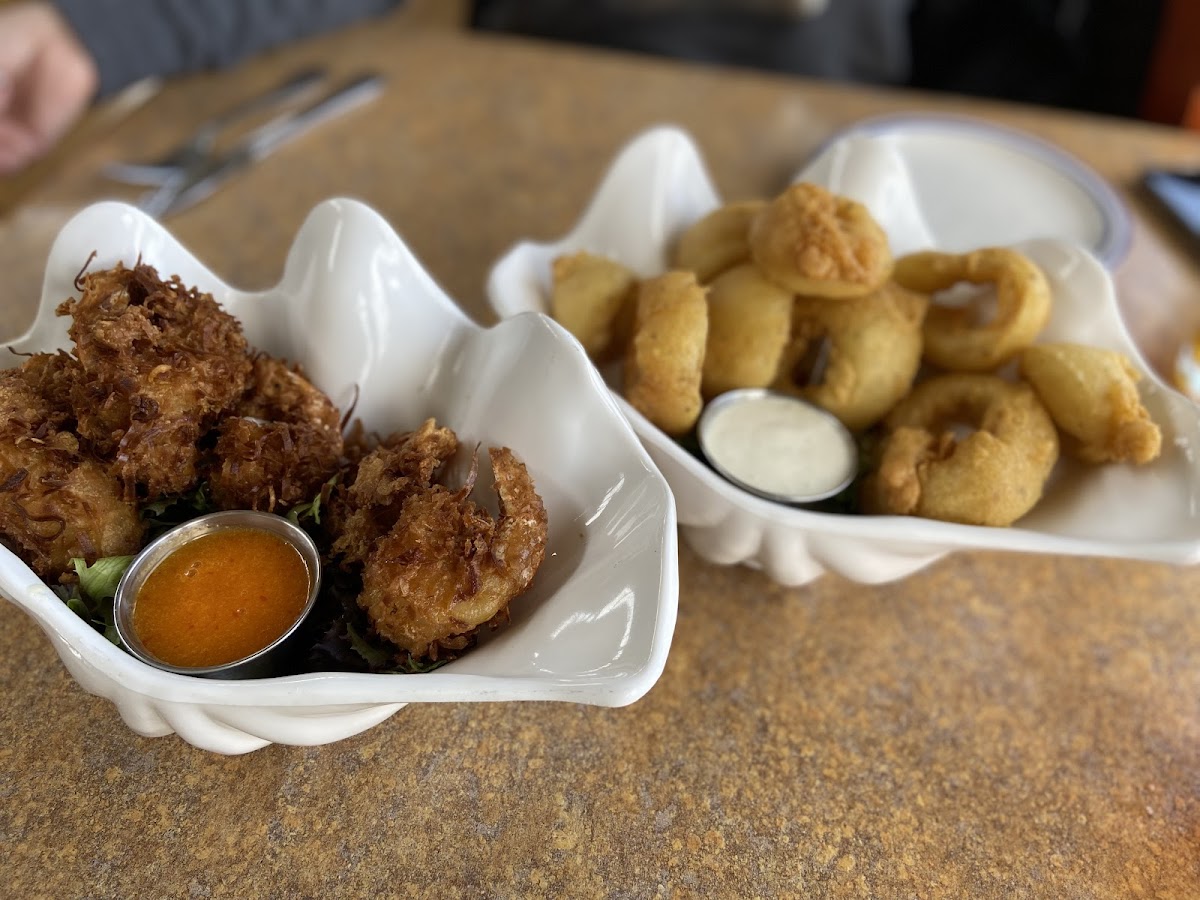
[623,270,709,435]
[772,281,928,431]
[208,356,345,511]
[0,441,145,579]
[357,447,548,659]
[893,247,1051,373]
[749,182,892,298]
[0,358,143,578]
[0,355,75,439]
[550,251,639,361]
[329,418,459,566]
[701,263,793,398]
[862,373,1059,526]
[672,201,764,283]
[1020,342,1161,465]
[59,262,252,497]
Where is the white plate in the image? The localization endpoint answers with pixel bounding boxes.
[487,125,1200,587]
[804,113,1133,266]
[0,198,679,754]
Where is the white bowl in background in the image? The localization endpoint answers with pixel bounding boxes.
[0,198,679,754]
[486,125,1200,587]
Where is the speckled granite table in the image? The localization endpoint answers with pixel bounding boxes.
[4,19,1200,899]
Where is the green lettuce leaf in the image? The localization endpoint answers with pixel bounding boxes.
[72,555,135,602]
[57,555,134,647]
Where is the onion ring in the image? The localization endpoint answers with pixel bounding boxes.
[862,373,1059,526]
[771,281,928,431]
[749,182,892,298]
[701,263,793,398]
[623,270,708,436]
[893,247,1051,372]
[672,201,764,283]
[1020,342,1161,464]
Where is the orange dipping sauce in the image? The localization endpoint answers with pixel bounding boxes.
[132,528,312,668]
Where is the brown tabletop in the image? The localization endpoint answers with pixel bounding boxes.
[4,19,1200,899]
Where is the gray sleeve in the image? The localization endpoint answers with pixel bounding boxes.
[53,0,405,99]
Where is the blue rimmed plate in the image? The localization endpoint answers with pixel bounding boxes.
[803,113,1133,268]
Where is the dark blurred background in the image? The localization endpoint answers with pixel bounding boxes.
[470,0,1196,127]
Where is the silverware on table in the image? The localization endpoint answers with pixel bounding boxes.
[103,67,327,186]
[135,72,386,219]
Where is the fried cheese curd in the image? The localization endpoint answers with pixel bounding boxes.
[550,251,638,361]
[59,262,252,498]
[700,262,793,399]
[623,271,709,436]
[749,182,892,298]
[0,357,143,579]
[1020,342,1161,465]
[330,420,548,660]
[207,355,344,511]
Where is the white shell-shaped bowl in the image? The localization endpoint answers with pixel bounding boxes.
[487,125,1200,586]
[0,199,679,754]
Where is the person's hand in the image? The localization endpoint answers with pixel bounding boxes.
[0,2,98,175]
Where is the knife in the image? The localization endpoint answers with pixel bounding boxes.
[138,72,385,219]
[105,67,327,186]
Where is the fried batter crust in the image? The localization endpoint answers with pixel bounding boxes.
[550,251,638,361]
[623,270,708,436]
[208,356,344,511]
[863,373,1059,527]
[672,201,764,284]
[59,262,252,497]
[701,262,793,399]
[1020,342,1161,465]
[894,248,1051,373]
[357,447,548,658]
[773,281,928,431]
[329,418,459,566]
[0,355,142,579]
[749,182,892,298]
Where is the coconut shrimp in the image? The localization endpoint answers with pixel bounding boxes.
[356,446,548,659]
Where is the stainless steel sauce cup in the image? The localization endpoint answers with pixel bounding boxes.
[114,510,322,679]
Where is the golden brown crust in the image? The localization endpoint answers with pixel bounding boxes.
[749,182,892,298]
[672,201,764,283]
[1020,342,1161,465]
[772,281,928,432]
[550,251,638,360]
[701,263,793,399]
[863,373,1059,526]
[623,270,708,436]
[893,247,1051,372]
[357,447,548,658]
[59,262,252,498]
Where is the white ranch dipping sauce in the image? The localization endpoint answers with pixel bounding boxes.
[698,390,857,502]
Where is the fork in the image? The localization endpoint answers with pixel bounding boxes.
[135,72,385,219]
[103,67,327,186]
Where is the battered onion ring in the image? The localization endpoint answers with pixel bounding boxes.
[623,270,708,436]
[701,263,793,398]
[771,281,928,431]
[749,182,892,298]
[862,373,1059,526]
[893,247,1051,372]
[672,201,764,283]
[550,251,638,361]
[1020,342,1161,464]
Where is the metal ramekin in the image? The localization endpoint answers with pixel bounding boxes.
[114,510,322,679]
[696,388,858,505]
